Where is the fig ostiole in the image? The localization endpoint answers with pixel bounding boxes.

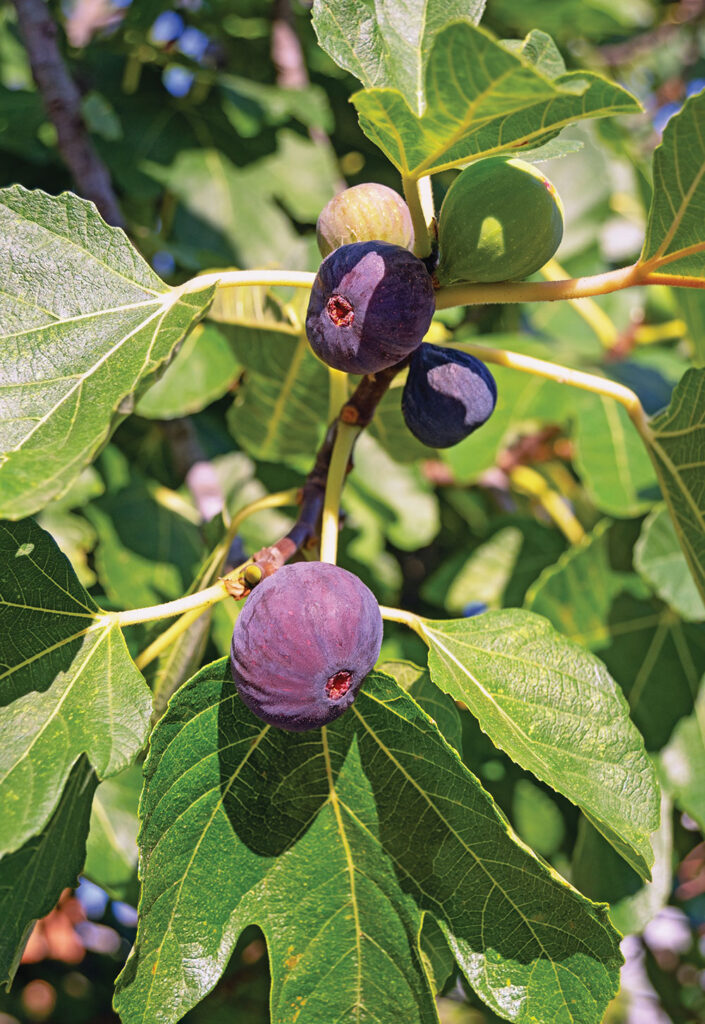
[435,156,564,286]
[316,182,414,257]
[402,342,497,448]
[305,240,435,374]
[230,561,383,732]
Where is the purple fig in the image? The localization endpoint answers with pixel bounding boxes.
[305,241,435,374]
[230,561,383,732]
[402,343,497,448]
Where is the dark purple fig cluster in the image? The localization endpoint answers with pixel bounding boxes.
[402,343,497,448]
[305,241,435,374]
[230,561,383,732]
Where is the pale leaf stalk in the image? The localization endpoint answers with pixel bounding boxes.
[379,605,426,637]
[509,465,585,545]
[453,342,651,441]
[540,259,618,348]
[320,422,360,565]
[435,263,642,307]
[403,174,434,259]
[113,490,301,632]
[135,605,214,671]
[176,269,316,298]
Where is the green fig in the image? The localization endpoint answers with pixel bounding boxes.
[436,157,564,285]
[316,182,414,257]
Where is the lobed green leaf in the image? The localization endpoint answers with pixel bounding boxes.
[0,187,213,519]
[418,608,659,878]
[115,663,623,1024]
[351,22,640,176]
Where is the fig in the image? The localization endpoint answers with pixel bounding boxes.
[305,241,435,374]
[230,561,383,732]
[402,343,497,448]
[316,183,414,257]
[435,157,564,285]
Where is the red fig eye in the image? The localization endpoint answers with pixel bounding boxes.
[326,295,354,327]
[326,670,353,700]
[306,241,435,375]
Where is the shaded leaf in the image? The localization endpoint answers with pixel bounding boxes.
[661,685,705,832]
[0,756,97,988]
[646,368,705,605]
[86,480,204,610]
[348,433,440,550]
[351,22,640,176]
[526,523,705,751]
[136,323,241,420]
[0,518,151,855]
[641,90,705,281]
[635,504,705,621]
[0,187,213,518]
[84,764,142,900]
[573,395,658,517]
[227,328,329,466]
[381,659,462,753]
[115,662,623,1024]
[418,608,659,877]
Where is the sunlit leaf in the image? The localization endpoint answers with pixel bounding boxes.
[0,187,213,519]
[645,368,705,604]
[0,518,151,855]
[418,608,659,877]
[312,0,486,113]
[641,89,705,281]
[351,22,640,176]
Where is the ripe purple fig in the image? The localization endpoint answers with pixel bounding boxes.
[402,343,497,448]
[230,561,383,732]
[316,183,414,257]
[305,241,435,374]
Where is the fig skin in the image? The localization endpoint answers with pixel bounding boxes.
[305,241,435,374]
[402,343,497,448]
[316,183,414,257]
[435,157,564,285]
[230,561,383,732]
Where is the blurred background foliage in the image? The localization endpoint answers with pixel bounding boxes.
[2,0,705,1021]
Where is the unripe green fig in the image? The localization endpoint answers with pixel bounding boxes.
[316,182,414,257]
[435,157,564,285]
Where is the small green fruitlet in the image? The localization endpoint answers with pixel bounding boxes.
[316,182,414,257]
[435,156,564,285]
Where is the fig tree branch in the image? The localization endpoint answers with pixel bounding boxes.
[12,0,124,227]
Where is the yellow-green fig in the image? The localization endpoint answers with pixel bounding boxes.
[316,182,414,257]
[436,157,564,285]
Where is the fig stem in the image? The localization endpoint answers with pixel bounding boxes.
[328,367,349,424]
[509,465,585,545]
[320,421,361,565]
[403,173,435,259]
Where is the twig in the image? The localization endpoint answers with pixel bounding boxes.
[270,0,346,193]
[12,0,124,226]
